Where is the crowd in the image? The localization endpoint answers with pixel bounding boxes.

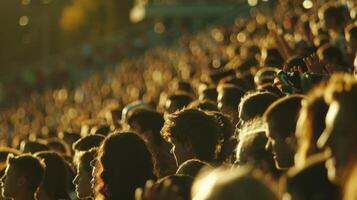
[0,0,357,199]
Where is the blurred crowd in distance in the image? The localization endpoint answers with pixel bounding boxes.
[0,0,357,200]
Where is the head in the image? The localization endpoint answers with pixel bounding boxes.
[162,108,220,166]
[126,108,165,146]
[94,132,155,200]
[254,67,279,88]
[0,154,45,199]
[264,95,305,169]
[20,140,49,154]
[317,44,346,72]
[46,138,70,156]
[188,100,218,112]
[73,149,97,199]
[199,87,218,102]
[72,134,104,164]
[165,93,193,114]
[238,91,278,124]
[192,166,277,200]
[317,74,357,183]
[210,111,236,164]
[35,151,71,200]
[236,131,276,175]
[217,84,245,123]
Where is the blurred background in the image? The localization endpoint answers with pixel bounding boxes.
[0,0,262,109]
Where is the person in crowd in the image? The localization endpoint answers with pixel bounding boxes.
[126,108,176,177]
[317,74,357,184]
[73,148,97,199]
[192,166,278,200]
[217,84,245,124]
[164,93,193,114]
[34,151,74,200]
[161,108,220,166]
[264,95,305,169]
[93,132,156,200]
[0,154,45,200]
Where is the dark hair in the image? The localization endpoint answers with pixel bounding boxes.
[35,151,72,200]
[263,95,304,139]
[210,111,236,163]
[162,108,220,162]
[95,132,156,200]
[72,134,105,152]
[165,93,193,113]
[199,87,218,102]
[238,91,278,122]
[91,125,111,136]
[264,48,284,67]
[188,100,218,112]
[235,131,279,178]
[6,154,45,193]
[217,84,245,109]
[46,138,70,156]
[127,108,165,146]
[20,140,49,153]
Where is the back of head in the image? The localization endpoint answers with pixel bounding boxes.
[238,91,278,122]
[162,108,220,162]
[192,166,277,200]
[199,87,218,102]
[217,84,245,109]
[6,154,45,194]
[165,93,193,113]
[264,95,305,139]
[95,132,155,200]
[72,134,105,152]
[20,140,49,154]
[236,131,274,168]
[127,108,165,145]
[188,100,218,112]
[35,151,71,199]
[46,138,70,156]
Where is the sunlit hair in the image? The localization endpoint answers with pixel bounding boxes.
[94,132,156,200]
[161,108,220,162]
[6,154,45,194]
[192,166,277,200]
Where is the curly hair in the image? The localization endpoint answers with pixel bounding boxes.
[161,108,220,162]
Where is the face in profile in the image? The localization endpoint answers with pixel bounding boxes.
[73,162,92,199]
[265,125,295,169]
[0,165,21,198]
[318,101,356,183]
